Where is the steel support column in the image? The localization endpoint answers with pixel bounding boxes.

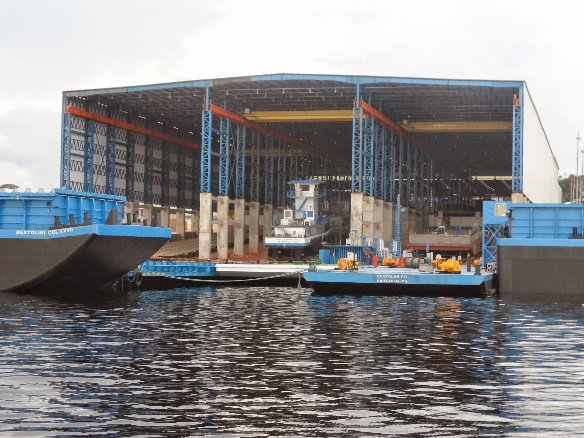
[363,112,374,197]
[374,123,384,199]
[61,110,72,189]
[200,88,212,193]
[235,123,246,199]
[352,86,362,192]
[144,136,153,204]
[512,90,523,193]
[161,142,170,206]
[389,129,396,202]
[191,148,200,209]
[125,131,135,202]
[264,135,274,204]
[398,135,404,201]
[277,141,286,206]
[429,158,434,212]
[105,125,116,195]
[83,120,95,192]
[406,138,411,208]
[483,223,503,265]
[177,146,185,208]
[218,117,231,196]
[250,130,260,202]
[411,146,417,209]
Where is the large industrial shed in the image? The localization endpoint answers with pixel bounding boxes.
[60,74,561,258]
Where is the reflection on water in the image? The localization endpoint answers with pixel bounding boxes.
[1,287,583,436]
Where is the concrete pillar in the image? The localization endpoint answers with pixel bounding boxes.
[350,192,364,240]
[362,195,374,239]
[217,195,229,260]
[176,208,185,240]
[373,199,384,241]
[234,198,245,256]
[384,202,394,242]
[415,210,422,234]
[123,201,139,224]
[142,204,154,227]
[160,206,170,229]
[511,192,528,203]
[192,209,199,236]
[262,204,273,249]
[199,192,213,260]
[249,201,260,253]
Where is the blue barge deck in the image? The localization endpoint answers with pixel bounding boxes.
[303,266,496,297]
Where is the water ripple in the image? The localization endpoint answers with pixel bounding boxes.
[0,288,583,435]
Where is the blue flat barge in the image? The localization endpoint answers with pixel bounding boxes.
[0,189,170,293]
[303,265,496,297]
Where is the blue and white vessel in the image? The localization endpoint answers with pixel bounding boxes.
[0,189,171,293]
[264,179,331,259]
[303,264,496,297]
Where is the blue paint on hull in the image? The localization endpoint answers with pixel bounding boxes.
[303,267,496,297]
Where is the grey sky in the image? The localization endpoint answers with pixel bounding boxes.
[0,0,580,188]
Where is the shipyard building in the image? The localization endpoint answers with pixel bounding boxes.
[60,74,561,263]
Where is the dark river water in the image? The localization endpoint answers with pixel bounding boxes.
[1,286,583,437]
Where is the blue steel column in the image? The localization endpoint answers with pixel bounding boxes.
[83,120,95,192]
[218,117,231,196]
[291,146,298,181]
[250,130,260,202]
[191,148,200,209]
[398,134,404,201]
[406,139,411,207]
[374,123,384,199]
[382,127,391,201]
[177,146,185,208]
[413,145,418,209]
[264,135,274,204]
[235,123,246,199]
[144,136,153,203]
[105,125,116,195]
[512,89,523,193]
[351,86,362,192]
[125,131,135,201]
[363,111,374,197]
[277,141,286,206]
[60,104,72,189]
[395,194,401,256]
[429,158,434,212]
[420,152,425,210]
[161,142,170,206]
[200,88,212,193]
[389,129,396,202]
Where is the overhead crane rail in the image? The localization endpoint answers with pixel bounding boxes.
[208,103,341,162]
[240,109,511,132]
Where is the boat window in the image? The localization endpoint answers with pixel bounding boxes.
[301,184,310,192]
[494,203,507,217]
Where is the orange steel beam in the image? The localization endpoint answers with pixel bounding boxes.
[209,103,338,160]
[67,104,200,149]
[360,100,409,138]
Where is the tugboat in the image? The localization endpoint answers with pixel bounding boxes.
[264,179,331,259]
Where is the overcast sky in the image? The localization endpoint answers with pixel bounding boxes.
[0,0,581,188]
